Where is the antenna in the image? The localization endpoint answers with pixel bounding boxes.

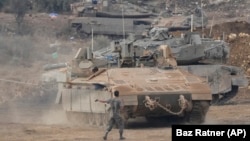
[105,62,110,89]
[175,0,177,14]
[121,0,126,43]
[191,14,193,32]
[91,28,94,52]
[106,38,110,84]
[201,0,204,38]
[209,16,214,37]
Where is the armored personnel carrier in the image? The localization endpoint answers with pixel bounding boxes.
[55,46,212,127]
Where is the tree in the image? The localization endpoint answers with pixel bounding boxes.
[0,0,7,11]
[10,0,31,34]
[32,0,79,13]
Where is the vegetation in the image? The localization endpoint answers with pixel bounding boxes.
[32,0,79,13]
[9,0,31,34]
[0,0,80,13]
[0,0,7,10]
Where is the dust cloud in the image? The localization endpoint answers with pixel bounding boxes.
[0,33,80,126]
[0,89,70,126]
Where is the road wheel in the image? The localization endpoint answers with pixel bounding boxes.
[211,94,220,105]
[188,101,210,124]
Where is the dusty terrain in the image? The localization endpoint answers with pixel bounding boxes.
[1,0,250,141]
[0,88,250,141]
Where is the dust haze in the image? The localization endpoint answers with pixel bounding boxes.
[0,88,70,125]
[0,34,71,126]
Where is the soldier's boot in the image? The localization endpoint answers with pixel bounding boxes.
[119,131,125,140]
[103,132,109,140]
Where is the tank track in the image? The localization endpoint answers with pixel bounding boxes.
[211,86,239,105]
[188,101,210,124]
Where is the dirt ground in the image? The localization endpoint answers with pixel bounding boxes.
[1,0,250,141]
[0,88,250,141]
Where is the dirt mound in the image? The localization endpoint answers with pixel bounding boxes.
[194,21,250,72]
[205,21,250,37]
[226,35,250,71]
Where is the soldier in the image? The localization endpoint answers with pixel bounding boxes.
[95,90,126,140]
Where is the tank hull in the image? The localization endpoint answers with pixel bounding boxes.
[179,65,249,104]
[59,86,195,116]
[58,84,210,126]
[70,17,152,37]
[56,67,212,127]
[133,93,192,117]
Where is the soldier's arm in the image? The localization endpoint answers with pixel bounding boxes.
[95,99,111,103]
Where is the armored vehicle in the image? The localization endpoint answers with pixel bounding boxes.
[55,46,212,127]
[70,0,154,18]
[92,32,248,105]
[93,30,229,65]
[70,0,155,38]
[132,30,230,65]
[179,65,248,105]
[70,17,152,38]
[133,31,248,105]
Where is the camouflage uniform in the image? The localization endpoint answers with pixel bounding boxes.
[103,97,125,140]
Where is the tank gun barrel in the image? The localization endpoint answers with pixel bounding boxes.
[167,26,190,32]
[0,78,39,86]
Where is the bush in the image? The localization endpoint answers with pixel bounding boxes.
[0,0,7,11]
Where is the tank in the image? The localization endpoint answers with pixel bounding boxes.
[69,1,209,38]
[69,0,155,38]
[70,0,154,18]
[132,29,230,65]
[55,46,212,127]
[70,17,152,38]
[179,65,248,105]
[93,30,229,65]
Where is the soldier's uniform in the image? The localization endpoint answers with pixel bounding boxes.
[103,97,125,140]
